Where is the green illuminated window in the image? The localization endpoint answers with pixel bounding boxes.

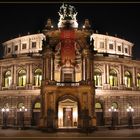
[17,103,24,109]
[94,69,102,87]
[4,71,12,87]
[137,73,140,88]
[18,69,26,86]
[34,69,42,86]
[34,102,41,109]
[112,102,118,109]
[95,102,102,109]
[109,69,117,86]
[124,71,132,88]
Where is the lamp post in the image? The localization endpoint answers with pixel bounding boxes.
[1,107,9,129]
[108,106,117,129]
[19,105,27,129]
[126,106,134,129]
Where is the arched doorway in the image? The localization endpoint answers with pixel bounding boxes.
[58,98,78,128]
[32,102,41,126]
[95,102,104,126]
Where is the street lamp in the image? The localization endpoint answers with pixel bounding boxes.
[108,106,117,129]
[19,105,27,129]
[126,106,134,128]
[1,107,10,129]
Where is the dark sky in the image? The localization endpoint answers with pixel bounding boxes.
[0,2,140,59]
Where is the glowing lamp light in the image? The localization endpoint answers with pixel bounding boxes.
[1,108,5,112]
[73,111,77,118]
[127,106,134,112]
[111,106,114,110]
[22,106,25,109]
[6,108,9,112]
[58,109,63,118]
[131,108,134,112]
[82,25,85,29]
[126,108,129,112]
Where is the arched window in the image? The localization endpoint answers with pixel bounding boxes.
[34,102,41,109]
[3,103,9,108]
[112,102,118,109]
[94,69,102,87]
[137,73,140,88]
[124,71,132,88]
[18,69,26,86]
[34,69,42,86]
[17,102,24,109]
[4,71,12,87]
[109,69,118,86]
[95,102,102,109]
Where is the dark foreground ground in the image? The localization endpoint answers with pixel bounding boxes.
[0,128,140,140]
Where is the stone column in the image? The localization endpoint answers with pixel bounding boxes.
[106,64,109,84]
[114,41,117,52]
[81,56,84,81]
[119,64,124,89]
[11,65,14,86]
[122,42,124,54]
[26,65,29,89]
[29,64,33,84]
[86,56,91,80]
[48,55,51,80]
[83,57,86,81]
[50,54,55,81]
[104,64,107,84]
[133,67,136,88]
[13,65,17,86]
[0,66,2,89]
[11,65,16,89]
[105,38,108,52]
[85,56,87,81]
[119,65,123,85]
[42,56,46,80]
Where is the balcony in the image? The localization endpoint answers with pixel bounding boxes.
[56,82,80,87]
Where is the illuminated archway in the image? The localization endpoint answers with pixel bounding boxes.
[58,97,78,128]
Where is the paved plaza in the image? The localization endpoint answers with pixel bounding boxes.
[0,128,140,140]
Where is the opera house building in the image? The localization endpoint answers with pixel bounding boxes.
[0,4,139,131]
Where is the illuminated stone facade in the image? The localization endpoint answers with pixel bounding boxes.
[0,4,139,130]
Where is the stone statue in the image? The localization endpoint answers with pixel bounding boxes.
[58,3,78,20]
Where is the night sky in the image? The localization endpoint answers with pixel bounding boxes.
[0,2,140,59]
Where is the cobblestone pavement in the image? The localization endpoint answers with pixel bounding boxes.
[0,128,140,140]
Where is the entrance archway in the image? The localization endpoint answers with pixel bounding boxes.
[95,102,104,126]
[58,98,78,128]
[32,102,41,126]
